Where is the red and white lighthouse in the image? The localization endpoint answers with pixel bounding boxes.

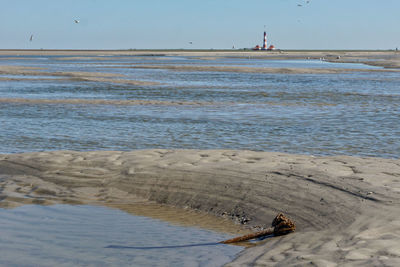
[262,31,267,50]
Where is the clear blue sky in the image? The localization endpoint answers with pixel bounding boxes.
[1,0,399,50]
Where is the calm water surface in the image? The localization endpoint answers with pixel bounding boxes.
[0,55,399,158]
[0,205,242,267]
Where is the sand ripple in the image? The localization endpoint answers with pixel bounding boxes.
[0,150,399,266]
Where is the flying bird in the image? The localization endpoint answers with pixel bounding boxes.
[74,19,80,24]
[29,34,33,42]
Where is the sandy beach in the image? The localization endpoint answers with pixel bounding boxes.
[1,149,399,266]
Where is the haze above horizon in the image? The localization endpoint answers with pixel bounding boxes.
[1,0,399,50]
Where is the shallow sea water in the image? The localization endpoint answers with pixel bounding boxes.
[0,205,242,267]
[0,55,399,158]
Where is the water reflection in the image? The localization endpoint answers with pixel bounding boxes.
[0,205,243,266]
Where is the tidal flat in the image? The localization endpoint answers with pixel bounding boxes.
[0,50,399,266]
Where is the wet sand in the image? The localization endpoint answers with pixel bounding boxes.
[1,51,399,88]
[0,65,160,86]
[0,97,214,106]
[1,49,400,69]
[1,52,399,87]
[1,149,399,266]
[111,64,400,74]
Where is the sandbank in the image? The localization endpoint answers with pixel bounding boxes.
[0,65,159,86]
[114,64,400,74]
[1,49,399,68]
[0,149,399,266]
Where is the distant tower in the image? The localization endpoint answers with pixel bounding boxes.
[262,31,267,50]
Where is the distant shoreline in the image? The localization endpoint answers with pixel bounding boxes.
[2,49,399,69]
[0,48,398,52]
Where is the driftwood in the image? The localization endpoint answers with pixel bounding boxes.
[220,213,296,244]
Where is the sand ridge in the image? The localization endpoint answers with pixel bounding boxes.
[0,65,160,86]
[1,50,400,69]
[0,149,399,266]
[111,64,400,74]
